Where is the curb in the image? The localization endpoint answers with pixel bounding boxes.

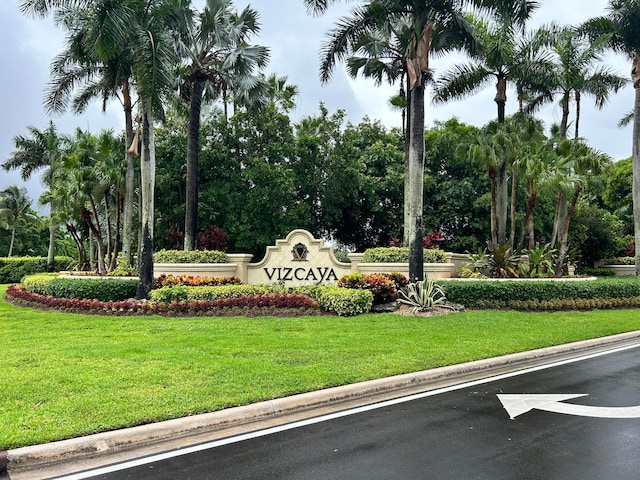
[5,330,640,479]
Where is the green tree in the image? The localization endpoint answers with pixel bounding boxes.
[306,0,535,281]
[583,0,640,275]
[21,0,139,268]
[0,186,34,257]
[178,0,270,250]
[3,121,63,270]
[531,25,627,139]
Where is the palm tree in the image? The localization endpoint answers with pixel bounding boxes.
[433,15,549,124]
[177,0,270,251]
[582,0,640,276]
[22,0,139,268]
[0,186,34,257]
[306,0,536,281]
[3,121,63,270]
[530,25,627,139]
[552,139,611,275]
[21,0,185,295]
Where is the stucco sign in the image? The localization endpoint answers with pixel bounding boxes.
[246,229,353,286]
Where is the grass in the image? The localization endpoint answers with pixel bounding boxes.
[2,283,640,450]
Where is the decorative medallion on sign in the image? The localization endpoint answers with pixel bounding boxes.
[291,243,309,261]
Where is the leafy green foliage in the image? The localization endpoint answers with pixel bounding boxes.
[521,243,556,277]
[150,285,272,303]
[0,256,74,283]
[21,273,59,295]
[361,247,447,263]
[307,286,373,316]
[398,279,448,313]
[441,277,640,308]
[154,249,227,264]
[486,243,520,278]
[45,277,138,301]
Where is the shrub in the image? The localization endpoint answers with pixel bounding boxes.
[579,267,616,277]
[153,274,241,288]
[0,256,74,283]
[441,277,640,308]
[154,249,227,264]
[45,277,138,301]
[600,256,634,265]
[337,272,398,305]
[361,247,447,263]
[150,285,271,303]
[310,286,373,316]
[22,273,59,295]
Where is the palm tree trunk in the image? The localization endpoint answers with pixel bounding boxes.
[509,160,518,249]
[495,75,507,124]
[137,104,156,299]
[122,79,136,268]
[574,90,581,139]
[632,57,640,276]
[496,161,508,243]
[184,79,205,251]
[8,223,16,257]
[407,82,425,282]
[403,76,412,246]
[560,92,570,138]
[555,185,580,276]
[488,165,498,247]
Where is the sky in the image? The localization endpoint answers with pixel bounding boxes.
[0,0,633,210]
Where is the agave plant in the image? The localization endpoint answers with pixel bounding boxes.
[398,279,447,314]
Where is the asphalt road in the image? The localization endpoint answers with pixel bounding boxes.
[59,343,640,480]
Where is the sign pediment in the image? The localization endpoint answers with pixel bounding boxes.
[247,229,352,286]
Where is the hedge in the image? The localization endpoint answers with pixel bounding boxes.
[0,256,74,283]
[150,285,272,303]
[45,276,138,301]
[295,285,373,316]
[362,247,447,263]
[21,273,59,295]
[440,277,640,308]
[154,249,227,264]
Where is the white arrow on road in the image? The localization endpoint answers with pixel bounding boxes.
[497,394,640,419]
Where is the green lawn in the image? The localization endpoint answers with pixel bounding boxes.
[2,283,640,449]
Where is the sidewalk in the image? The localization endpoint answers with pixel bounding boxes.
[3,330,640,480]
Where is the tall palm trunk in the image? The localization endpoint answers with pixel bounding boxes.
[632,55,640,277]
[8,221,16,257]
[574,90,582,139]
[555,185,581,276]
[403,76,412,246]
[122,79,136,268]
[136,104,156,299]
[560,92,570,138]
[407,82,425,282]
[495,75,507,124]
[184,79,205,251]
[47,199,56,271]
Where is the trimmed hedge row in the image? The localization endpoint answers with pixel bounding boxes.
[441,277,640,308]
[150,285,272,303]
[22,275,139,301]
[154,249,227,264]
[361,247,447,263]
[0,256,74,283]
[294,285,373,316]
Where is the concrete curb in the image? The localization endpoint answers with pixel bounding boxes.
[5,330,640,479]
